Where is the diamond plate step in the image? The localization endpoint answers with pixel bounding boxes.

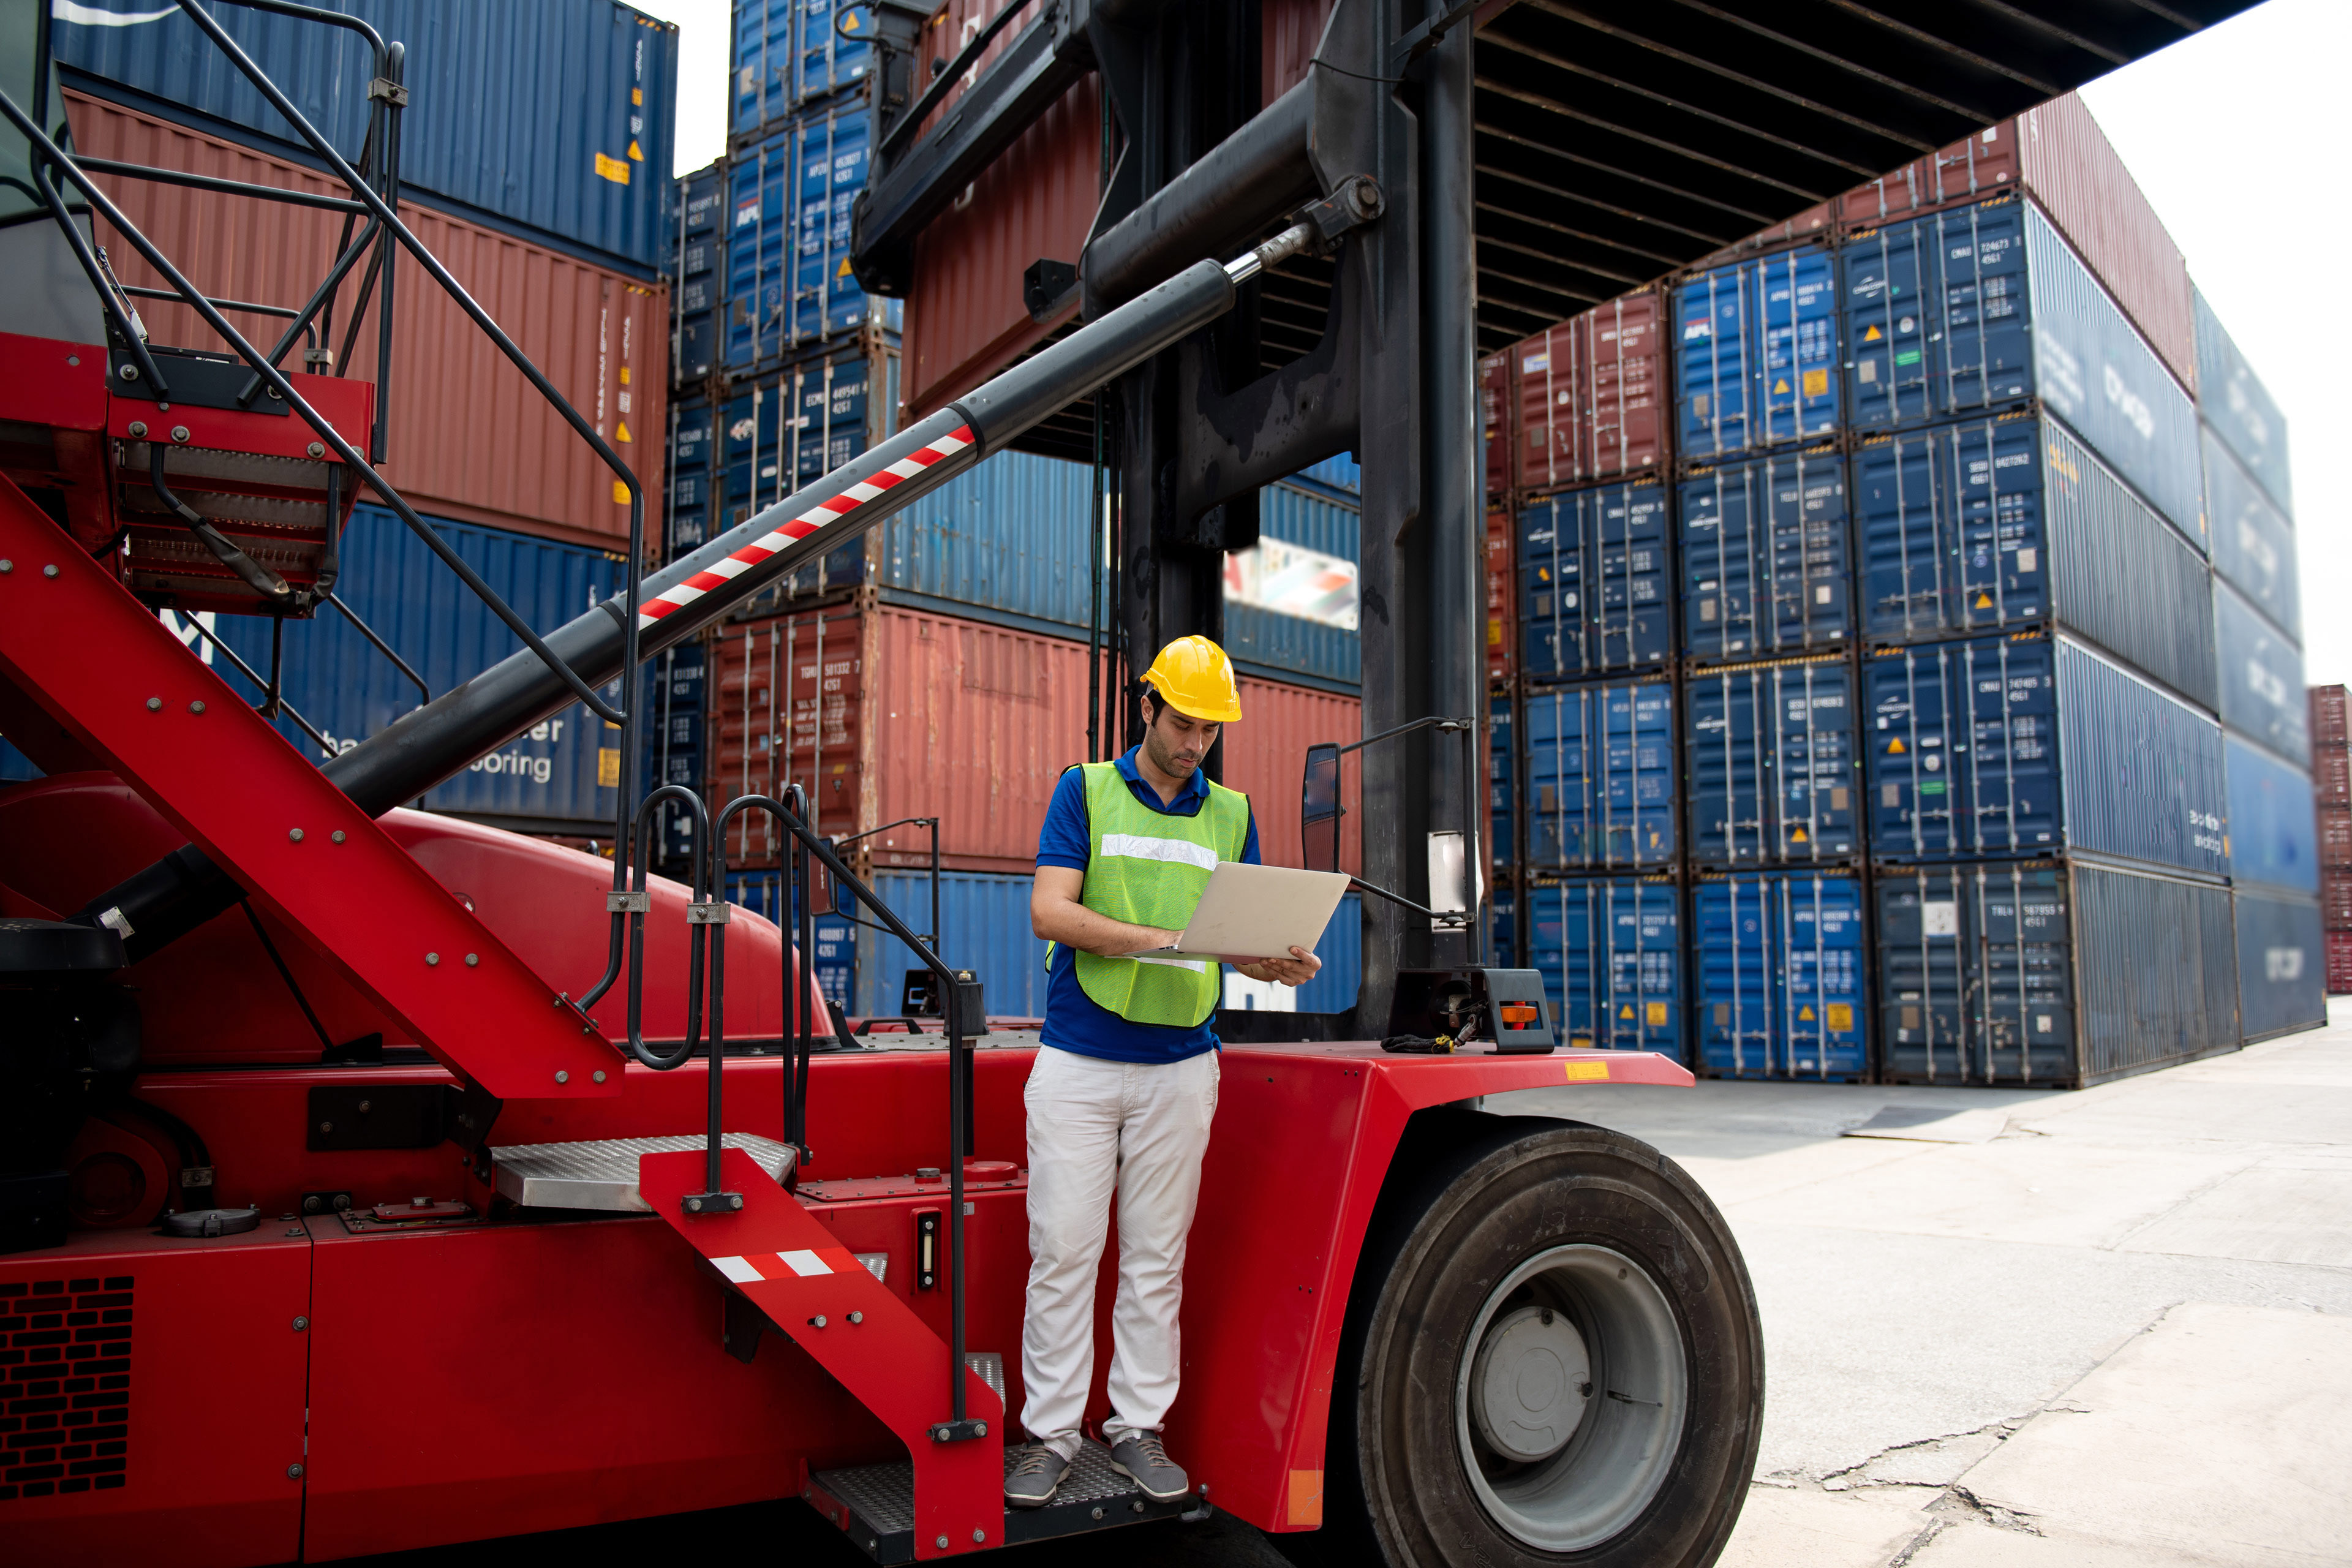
[806,1439,1199,1564]
[492,1134,796,1211]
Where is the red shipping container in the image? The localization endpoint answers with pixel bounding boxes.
[2329,930,2352,996]
[2317,751,2351,811]
[1486,506,1515,687]
[1264,0,1338,102]
[2322,870,2352,930]
[2312,685,2347,750]
[1513,292,1666,494]
[1689,202,1836,271]
[1837,95,2194,395]
[1480,352,1512,497]
[2321,807,2352,869]
[65,92,665,554]
[707,600,1363,876]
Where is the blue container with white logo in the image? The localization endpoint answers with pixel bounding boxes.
[1685,657,1858,867]
[1852,410,2216,711]
[1523,877,1685,1060]
[1678,444,1850,664]
[665,393,716,563]
[2213,581,2307,766]
[725,104,902,371]
[1841,196,2201,541]
[1517,680,1676,870]
[1518,480,1673,679]
[731,0,877,137]
[2205,428,2300,643]
[1695,871,1867,1080]
[1674,244,1841,459]
[1864,633,2228,874]
[2194,288,2291,517]
[2233,886,2324,1042]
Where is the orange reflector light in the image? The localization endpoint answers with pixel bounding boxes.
[1499,1003,1540,1028]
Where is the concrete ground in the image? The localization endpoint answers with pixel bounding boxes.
[358,1004,2352,1566]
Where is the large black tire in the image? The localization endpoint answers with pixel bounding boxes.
[1305,1110,1762,1568]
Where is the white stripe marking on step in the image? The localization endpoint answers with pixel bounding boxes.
[777,1248,832,1277]
[711,1255,764,1284]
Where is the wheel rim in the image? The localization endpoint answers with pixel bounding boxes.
[1453,1242,1689,1551]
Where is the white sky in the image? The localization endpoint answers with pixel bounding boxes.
[636,0,2337,679]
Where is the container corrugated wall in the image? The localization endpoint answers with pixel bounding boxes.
[1864,634,2229,874]
[2194,287,2290,514]
[730,0,876,135]
[199,507,625,829]
[68,93,668,551]
[723,104,902,371]
[1875,859,2238,1087]
[2204,428,2300,642]
[56,0,679,275]
[1512,293,1668,492]
[1674,244,1841,459]
[1220,679,1364,875]
[1226,479,1365,688]
[1685,657,1860,866]
[2214,584,2309,766]
[670,162,725,384]
[2233,887,2326,1041]
[1518,481,1673,678]
[1852,412,2217,709]
[1522,878,1685,1059]
[2224,737,2318,895]
[1695,872,1868,1080]
[1678,445,1851,663]
[1518,682,1677,870]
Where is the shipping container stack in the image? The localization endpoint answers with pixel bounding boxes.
[2312,687,2352,995]
[1483,94,2322,1085]
[0,1,684,838]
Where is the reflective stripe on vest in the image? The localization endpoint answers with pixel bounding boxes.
[1068,761,1250,1028]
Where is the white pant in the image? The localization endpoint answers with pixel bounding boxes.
[1020,1045,1219,1460]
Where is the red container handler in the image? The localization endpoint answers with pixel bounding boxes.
[2312,685,2348,750]
[1513,291,1667,494]
[2330,930,2352,995]
[64,91,668,554]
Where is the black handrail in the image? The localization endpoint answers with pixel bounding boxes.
[837,814,940,949]
[620,784,714,1072]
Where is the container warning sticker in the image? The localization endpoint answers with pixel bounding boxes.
[598,748,620,788]
[1802,369,1828,397]
[595,151,631,184]
[1647,1003,1668,1027]
[1564,1060,1610,1082]
[1828,1005,1852,1031]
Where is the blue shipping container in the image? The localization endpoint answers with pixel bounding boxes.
[1853,411,2217,710]
[2233,887,2324,1042]
[0,737,39,783]
[1695,872,1867,1080]
[1686,658,1859,866]
[1674,244,1841,458]
[1679,445,1851,663]
[1841,197,2203,540]
[1519,480,1673,679]
[2194,288,2291,516]
[723,870,856,1008]
[1523,878,1685,1060]
[671,162,725,383]
[731,0,876,137]
[202,507,627,827]
[725,105,902,369]
[2205,428,2301,643]
[715,348,895,601]
[1490,694,1515,870]
[1865,633,2228,874]
[665,393,716,560]
[56,0,680,276]
[1518,682,1676,870]
[2214,581,2309,766]
[2225,735,2318,895]
[1224,478,1365,688]
[1225,895,1365,1018]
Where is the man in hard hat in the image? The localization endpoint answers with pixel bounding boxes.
[1008,635,1321,1509]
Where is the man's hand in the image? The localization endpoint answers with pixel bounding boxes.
[1032,866,1184,954]
[1234,946,1321,987]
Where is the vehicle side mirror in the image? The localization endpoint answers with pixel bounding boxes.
[1302,742,1344,873]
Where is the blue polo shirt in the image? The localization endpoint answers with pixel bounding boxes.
[1035,748,1261,1063]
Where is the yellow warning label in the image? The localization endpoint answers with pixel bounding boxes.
[1887,737,1907,753]
[1488,619,1503,647]
[1798,1005,1817,1022]
[1974,591,1994,608]
[837,258,856,277]
[620,366,631,385]
[595,151,631,184]
[1802,368,1828,398]
[612,479,631,503]
[1773,377,1790,394]
[597,748,621,788]
[628,139,644,162]
[1828,1004,1853,1031]
[1790,827,1809,843]
[1863,323,1883,341]
[1564,1060,1611,1082]
[616,421,633,443]
[632,88,643,106]
[1618,1003,1635,1021]
[1647,1002,1668,1027]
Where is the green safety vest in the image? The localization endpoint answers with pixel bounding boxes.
[1057,761,1253,1028]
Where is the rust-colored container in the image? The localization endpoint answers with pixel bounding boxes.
[1486,506,1515,688]
[1513,291,1667,494]
[1223,675,1362,875]
[2312,686,2348,750]
[2317,750,2351,812]
[1480,352,1512,497]
[67,92,666,552]
[2322,870,2352,931]
[2320,807,2352,869]
[1264,0,1336,101]
[2329,930,2352,995]
[1837,95,2194,394]
[1689,202,1836,270]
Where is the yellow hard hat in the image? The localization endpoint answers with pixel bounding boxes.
[1141,635,1243,723]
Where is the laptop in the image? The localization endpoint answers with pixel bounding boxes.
[1136,861,1352,961]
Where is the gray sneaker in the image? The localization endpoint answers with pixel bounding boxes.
[1005,1444,1070,1509]
[1108,1432,1189,1502]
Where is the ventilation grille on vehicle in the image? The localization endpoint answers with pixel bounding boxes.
[1,1274,134,1500]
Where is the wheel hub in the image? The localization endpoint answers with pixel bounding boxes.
[1468,1304,1591,1461]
